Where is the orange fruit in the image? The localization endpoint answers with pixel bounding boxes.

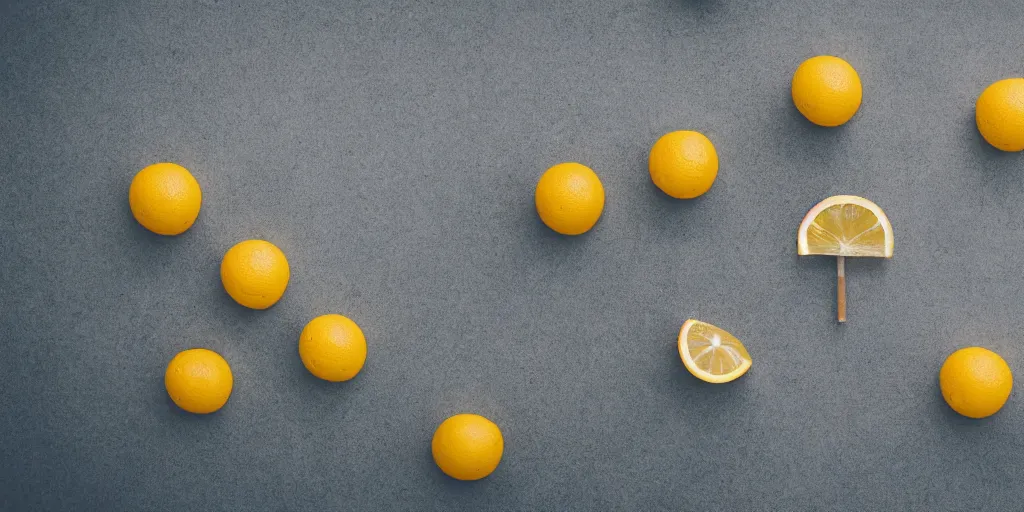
[939,347,1012,419]
[299,314,367,382]
[431,414,504,481]
[791,56,862,127]
[648,130,718,199]
[534,162,605,235]
[220,240,290,309]
[164,348,233,414]
[128,162,202,235]
[975,78,1024,152]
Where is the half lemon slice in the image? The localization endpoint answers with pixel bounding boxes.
[797,195,893,257]
[677,320,752,384]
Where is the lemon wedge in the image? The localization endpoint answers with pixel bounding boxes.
[797,195,893,257]
[677,320,752,384]
[797,195,893,322]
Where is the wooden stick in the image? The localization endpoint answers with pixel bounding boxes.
[837,256,847,323]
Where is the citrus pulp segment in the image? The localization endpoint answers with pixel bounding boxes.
[677,319,752,384]
[797,195,893,258]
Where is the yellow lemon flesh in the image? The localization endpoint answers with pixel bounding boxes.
[940,347,1012,419]
[220,240,290,309]
[165,348,233,414]
[791,55,862,127]
[535,162,605,235]
[976,78,1024,152]
[648,130,718,199]
[797,195,893,258]
[431,414,504,481]
[129,162,202,235]
[677,319,752,384]
[299,314,367,382]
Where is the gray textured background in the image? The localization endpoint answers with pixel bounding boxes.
[2,0,1024,510]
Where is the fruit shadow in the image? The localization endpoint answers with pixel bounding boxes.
[793,248,891,275]
[641,178,715,237]
[768,103,852,178]
[793,253,890,324]
[509,203,598,280]
[793,250,836,274]
[287,341,366,421]
[646,178,711,211]
[928,378,1003,432]
[120,188,226,317]
[661,0,723,18]
[523,203,599,246]
[422,448,493,494]
[208,264,276,323]
[963,114,1023,197]
[421,441,520,503]
[157,376,226,426]
[845,255,890,276]
[657,342,752,422]
[120,193,202,262]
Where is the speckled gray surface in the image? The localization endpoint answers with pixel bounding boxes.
[3,1,1024,510]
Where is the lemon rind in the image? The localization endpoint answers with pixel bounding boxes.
[677,319,752,384]
[796,195,894,258]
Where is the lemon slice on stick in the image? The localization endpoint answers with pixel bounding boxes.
[677,320,752,384]
[797,195,893,322]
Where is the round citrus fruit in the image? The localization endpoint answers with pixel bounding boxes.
[976,78,1024,152]
[939,347,1012,419]
[534,162,605,235]
[128,162,202,235]
[791,55,862,127]
[648,130,718,199]
[220,240,290,309]
[431,414,504,481]
[299,314,367,382]
[165,348,233,414]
